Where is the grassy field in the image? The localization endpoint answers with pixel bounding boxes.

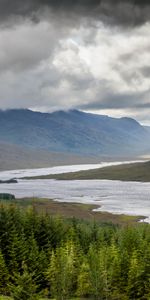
[0,197,145,225]
[25,160,150,182]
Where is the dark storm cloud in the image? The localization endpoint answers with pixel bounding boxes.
[78,89,150,111]
[1,0,150,27]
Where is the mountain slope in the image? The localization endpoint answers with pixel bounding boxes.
[0,142,99,171]
[30,161,150,182]
[0,109,149,157]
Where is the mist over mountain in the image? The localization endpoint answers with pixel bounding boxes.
[0,109,149,162]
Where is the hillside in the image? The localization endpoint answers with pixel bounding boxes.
[28,160,150,182]
[0,109,149,159]
[0,142,99,171]
[145,126,150,134]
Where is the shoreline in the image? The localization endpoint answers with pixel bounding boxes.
[23,160,150,182]
[0,160,146,180]
[0,197,147,225]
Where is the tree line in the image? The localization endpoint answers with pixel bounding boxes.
[0,204,150,299]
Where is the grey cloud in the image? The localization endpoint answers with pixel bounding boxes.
[0,1,149,124]
[113,48,150,88]
[0,57,149,123]
[0,20,71,73]
[117,69,142,87]
[135,102,150,109]
[1,0,150,27]
[119,52,136,63]
[78,88,150,111]
[140,67,150,78]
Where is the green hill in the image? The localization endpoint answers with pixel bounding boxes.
[27,161,150,182]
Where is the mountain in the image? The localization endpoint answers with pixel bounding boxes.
[0,142,99,171]
[145,126,150,134]
[0,109,149,160]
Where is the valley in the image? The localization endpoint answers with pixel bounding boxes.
[1,1,150,297]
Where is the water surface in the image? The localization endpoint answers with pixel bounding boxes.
[0,178,150,223]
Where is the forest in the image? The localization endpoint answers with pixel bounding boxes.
[0,204,150,300]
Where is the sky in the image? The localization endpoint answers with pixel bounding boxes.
[0,0,150,124]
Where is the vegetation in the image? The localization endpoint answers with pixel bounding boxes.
[25,161,150,182]
[0,204,149,299]
[0,197,143,225]
[0,194,15,201]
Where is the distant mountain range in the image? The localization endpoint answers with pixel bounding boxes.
[0,109,149,169]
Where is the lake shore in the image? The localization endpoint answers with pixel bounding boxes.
[24,160,150,182]
[0,161,150,224]
[1,197,146,225]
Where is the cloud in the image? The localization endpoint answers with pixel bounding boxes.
[0,21,58,72]
[0,1,149,124]
[1,0,150,27]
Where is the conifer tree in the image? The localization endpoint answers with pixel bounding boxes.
[87,245,103,299]
[27,233,48,290]
[77,257,91,297]
[8,228,27,275]
[0,250,10,295]
[107,243,123,299]
[46,240,77,300]
[127,250,145,299]
[11,264,40,300]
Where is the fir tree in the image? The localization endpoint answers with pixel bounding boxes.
[46,240,77,300]
[0,250,9,295]
[11,264,40,300]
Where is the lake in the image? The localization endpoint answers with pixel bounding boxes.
[0,161,150,223]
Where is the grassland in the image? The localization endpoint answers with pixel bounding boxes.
[0,197,145,225]
[25,161,150,182]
